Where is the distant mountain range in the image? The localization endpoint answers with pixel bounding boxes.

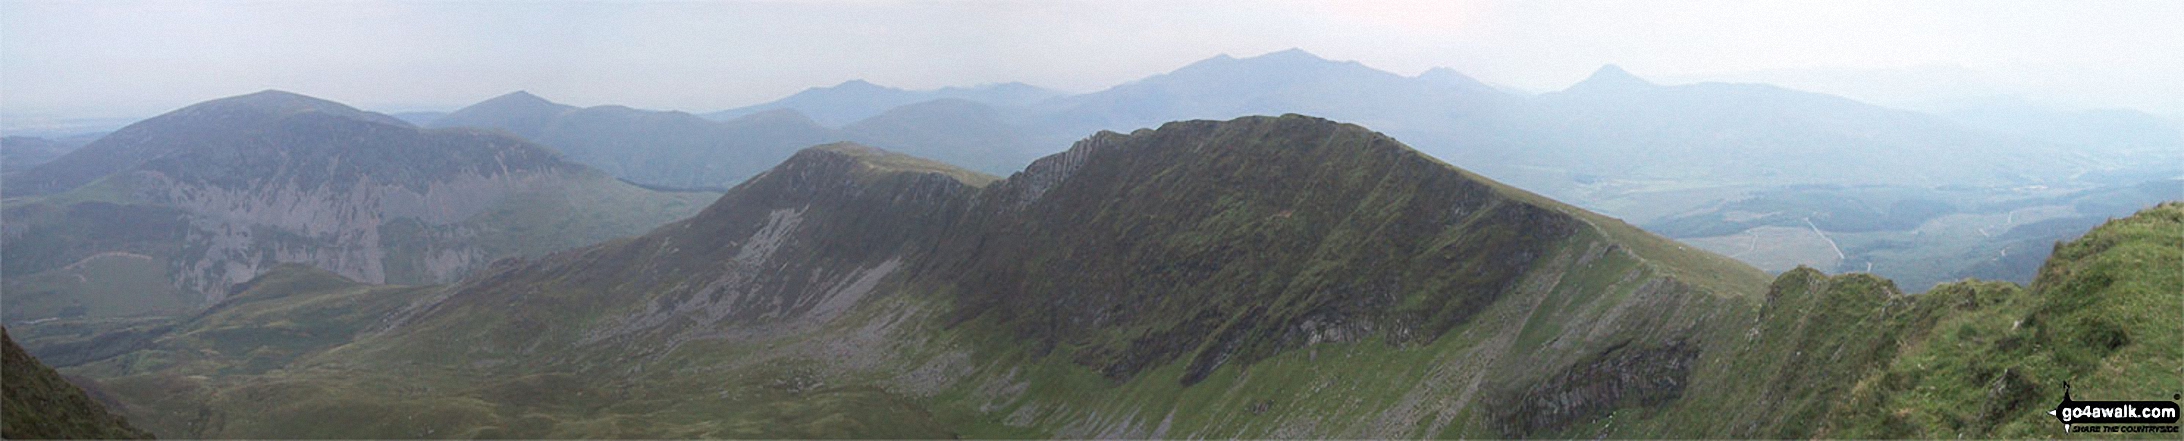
[429,91,835,190]
[1,91,715,323]
[703,80,1064,126]
[22,115,2174,438]
[0,135,93,173]
[423,49,2165,221]
[430,89,1051,190]
[389,49,2182,289]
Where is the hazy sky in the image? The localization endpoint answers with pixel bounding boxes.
[3,0,2178,123]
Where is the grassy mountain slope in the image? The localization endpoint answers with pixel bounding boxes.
[1612,202,2181,438]
[1826,202,2181,438]
[4,327,154,439]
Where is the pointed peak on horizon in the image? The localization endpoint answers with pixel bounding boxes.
[1418,67,1473,80]
[829,79,892,89]
[429,90,575,129]
[1249,47,1331,62]
[447,90,572,114]
[1581,64,1642,83]
[483,90,556,104]
[457,90,569,110]
[1568,64,1656,93]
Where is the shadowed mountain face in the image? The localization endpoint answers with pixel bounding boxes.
[1,91,714,322]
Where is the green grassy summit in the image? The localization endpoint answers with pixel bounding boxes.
[808,141,1001,187]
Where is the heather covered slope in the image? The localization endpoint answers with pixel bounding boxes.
[1607,203,2182,439]
[0,91,714,323]
[3,327,153,439]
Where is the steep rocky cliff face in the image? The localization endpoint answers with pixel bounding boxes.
[1,91,713,322]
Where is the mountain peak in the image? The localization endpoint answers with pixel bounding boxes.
[429,90,578,132]
[1254,47,1326,61]
[230,89,318,102]
[827,79,896,92]
[1174,48,1343,72]
[484,90,554,106]
[799,142,998,187]
[189,90,405,126]
[1567,64,1656,93]
[455,90,573,115]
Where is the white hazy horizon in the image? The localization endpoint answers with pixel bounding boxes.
[4,0,2178,125]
